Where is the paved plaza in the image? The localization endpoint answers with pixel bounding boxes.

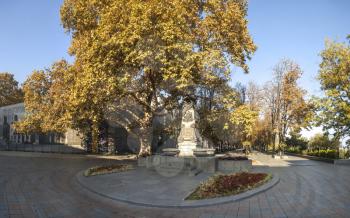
[0,151,349,217]
[76,161,279,208]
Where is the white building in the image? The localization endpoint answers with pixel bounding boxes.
[0,103,81,146]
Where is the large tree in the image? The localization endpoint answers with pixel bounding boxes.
[60,0,256,155]
[16,59,116,153]
[230,104,258,147]
[263,59,312,155]
[308,133,340,151]
[15,60,73,134]
[315,37,350,145]
[197,83,238,146]
[0,73,23,107]
[230,82,260,148]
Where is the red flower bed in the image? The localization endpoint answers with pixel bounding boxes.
[186,172,271,200]
[84,164,134,177]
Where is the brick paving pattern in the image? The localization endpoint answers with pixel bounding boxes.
[0,152,349,217]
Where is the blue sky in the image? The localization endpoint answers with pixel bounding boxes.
[0,0,72,83]
[237,0,350,96]
[0,0,349,97]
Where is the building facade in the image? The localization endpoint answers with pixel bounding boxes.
[0,103,144,153]
[0,103,82,147]
[0,102,194,154]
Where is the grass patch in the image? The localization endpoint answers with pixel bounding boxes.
[84,164,134,177]
[186,172,271,200]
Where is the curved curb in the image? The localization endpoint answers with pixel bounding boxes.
[75,171,279,208]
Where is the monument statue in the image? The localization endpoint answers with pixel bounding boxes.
[145,101,216,175]
[177,101,202,156]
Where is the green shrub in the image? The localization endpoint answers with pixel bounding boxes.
[286,146,301,154]
[325,150,338,159]
[308,133,340,151]
[319,150,326,157]
[301,150,308,155]
[306,149,339,159]
[339,149,350,159]
[307,150,317,157]
[286,133,308,150]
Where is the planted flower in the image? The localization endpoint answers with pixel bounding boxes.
[186,172,271,200]
[84,164,134,177]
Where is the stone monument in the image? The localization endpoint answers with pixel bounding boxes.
[145,101,217,176]
[138,102,252,175]
[177,101,202,156]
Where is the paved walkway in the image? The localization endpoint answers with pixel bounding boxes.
[76,161,278,208]
[0,151,349,217]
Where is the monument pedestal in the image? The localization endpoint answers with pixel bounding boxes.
[177,101,203,157]
[178,142,197,156]
[138,155,253,175]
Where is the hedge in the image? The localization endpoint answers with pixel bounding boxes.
[305,149,338,159]
[286,147,339,159]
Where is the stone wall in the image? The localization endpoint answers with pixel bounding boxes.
[104,102,182,153]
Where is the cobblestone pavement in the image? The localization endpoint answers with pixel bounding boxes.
[0,151,349,218]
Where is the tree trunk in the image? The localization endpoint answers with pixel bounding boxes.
[138,112,154,157]
[274,131,280,157]
[138,127,152,157]
[91,121,99,153]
